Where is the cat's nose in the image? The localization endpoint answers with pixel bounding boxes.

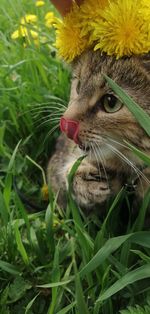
[60,117,79,143]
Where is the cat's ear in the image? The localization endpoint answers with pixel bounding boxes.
[139,53,150,73]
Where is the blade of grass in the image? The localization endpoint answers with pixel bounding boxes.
[96,264,150,304]
[80,231,150,277]
[67,156,85,229]
[124,141,150,166]
[36,280,71,288]
[56,302,76,314]
[25,293,40,314]
[95,188,124,251]
[47,243,60,314]
[14,221,29,265]
[80,234,132,277]
[75,273,90,314]
[0,260,21,275]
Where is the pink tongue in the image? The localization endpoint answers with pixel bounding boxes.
[60,117,79,144]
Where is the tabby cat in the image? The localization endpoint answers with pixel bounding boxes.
[47,51,150,212]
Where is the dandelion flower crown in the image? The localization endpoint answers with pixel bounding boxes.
[55,0,150,62]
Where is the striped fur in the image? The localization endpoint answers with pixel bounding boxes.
[48,51,150,211]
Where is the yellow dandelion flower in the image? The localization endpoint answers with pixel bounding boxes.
[92,0,149,58]
[35,0,45,7]
[45,11,58,28]
[11,29,20,40]
[19,26,28,37]
[29,29,39,39]
[33,39,40,46]
[139,1,150,52]
[11,13,41,47]
[141,0,150,8]
[20,14,37,25]
[54,0,150,61]
[55,7,88,62]
[19,25,39,39]
[80,0,108,21]
[45,11,55,21]
[139,0,150,22]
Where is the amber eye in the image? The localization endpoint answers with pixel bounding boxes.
[101,94,123,113]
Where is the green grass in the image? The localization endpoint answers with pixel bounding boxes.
[0,0,150,313]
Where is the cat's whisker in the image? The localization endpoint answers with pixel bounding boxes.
[105,142,150,185]
[34,117,60,129]
[83,142,88,157]
[94,141,108,185]
[44,123,60,143]
[30,105,65,112]
[45,95,67,105]
[104,136,132,151]
[87,142,92,163]
[91,142,102,179]
[105,142,146,196]
[33,115,61,122]
[26,101,66,108]
[31,101,66,108]
[31,112,62,122]
[93,135,147,182]
[21,103,66,116]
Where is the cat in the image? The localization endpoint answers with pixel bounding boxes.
[47,50,150,212]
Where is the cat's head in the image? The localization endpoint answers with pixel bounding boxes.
[60,51,150,164]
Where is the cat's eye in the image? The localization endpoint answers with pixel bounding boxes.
[101,94,123,113]
[76,80,81,94]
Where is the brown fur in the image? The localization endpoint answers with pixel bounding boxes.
[47,51,150,211]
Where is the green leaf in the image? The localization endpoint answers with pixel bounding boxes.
[67,156,85,229]
[47,243,60,314]
[0,260,21,275]
[125,141,150,166]
[80,232,150,277]
[9,276,32,303]
[7,140,22,172]
[14,221,29,265]
[104,75,150,136]
[75,273,90,314]
[80,234,132,277]
[0,191,8,226]
[0,285,9,306]
[67,156,85,189]
[120,304,150,314]
[131,249,150,263]
[56,302,76,314]
[97,264,150,303]
[3,173,12,214]
[36,280,71,288]
[25,293,40,314]
[45,203,55,253]
[95,188,124,251]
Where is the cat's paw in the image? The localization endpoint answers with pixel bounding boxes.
[72,162,111,209]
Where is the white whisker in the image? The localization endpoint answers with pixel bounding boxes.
[105,136,131,151]
[32,112,61,123]
[44,124,60,143]
[91,142,102,178]
[21,103,66,116]
[35,117,60,129]
[105,142,150,186]
[94,141,108,184]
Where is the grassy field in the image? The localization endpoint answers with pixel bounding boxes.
[0,0,150,313]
